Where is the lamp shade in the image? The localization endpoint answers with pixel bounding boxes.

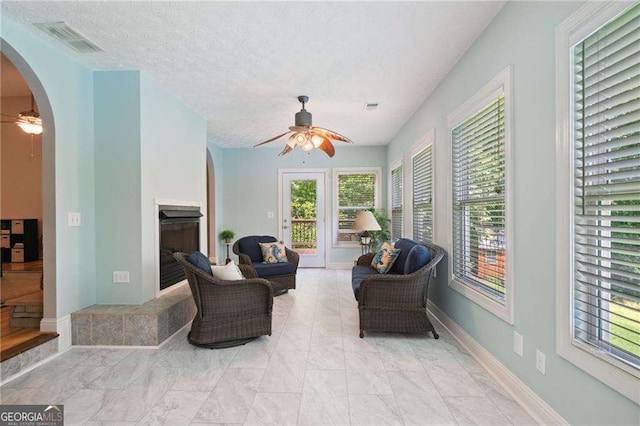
[352,210,381,231]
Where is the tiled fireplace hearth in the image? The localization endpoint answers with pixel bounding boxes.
[71,285,195,346]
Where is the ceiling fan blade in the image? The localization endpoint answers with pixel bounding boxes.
[317,138,335,158]
[0,113,17,121]
[278,145,294,156]
[254,130,292,147]
[1,121,17,123]
[313,127,353,143]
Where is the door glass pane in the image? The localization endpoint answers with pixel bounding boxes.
[291,180,317,254]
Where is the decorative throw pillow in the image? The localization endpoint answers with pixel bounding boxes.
[211,260,244,281]
[259,242,288,264]
[371,242,401,274]
[187,251,213,275]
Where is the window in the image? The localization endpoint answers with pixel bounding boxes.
[448,66,513,324]
[333,168,381,246]
[391,163,403,241]
[556,1,640,403]
[485,250,497,265]
[412,143,434,242]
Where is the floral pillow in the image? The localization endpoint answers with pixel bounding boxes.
[371,242,401,274]
[259,242,288,264]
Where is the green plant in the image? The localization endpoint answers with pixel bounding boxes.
[219,229,235,241]
[368,208,390,250]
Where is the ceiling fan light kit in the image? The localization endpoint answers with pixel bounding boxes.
[254,95,353,158]
[1,94,43,135]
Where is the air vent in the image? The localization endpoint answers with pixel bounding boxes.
[34,22,102,53]
[364,103,380,111]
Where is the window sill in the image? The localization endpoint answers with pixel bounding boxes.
[449,277,514,325]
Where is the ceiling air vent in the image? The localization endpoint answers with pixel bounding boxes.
[364,103,380,111]
[34,22,102,53]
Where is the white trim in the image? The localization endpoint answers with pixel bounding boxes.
[154,198,202,298]
[41,315,71,351]
[427,301,568,426]
[332,167,382,248]
[446,65,514,325]
[409,129,436,241]
[555,0,640,404]
[326,262,353,270]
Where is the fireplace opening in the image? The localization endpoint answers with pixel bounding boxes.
[159,206,202,291]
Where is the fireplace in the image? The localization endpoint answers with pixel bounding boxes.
[159,206,202,291]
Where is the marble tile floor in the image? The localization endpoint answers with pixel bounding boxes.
[0,269,537,425]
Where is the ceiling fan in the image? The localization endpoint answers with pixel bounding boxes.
[255,95,353,157]
[1,94,43,135]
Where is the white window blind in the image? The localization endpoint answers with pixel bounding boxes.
[391,164,403,241]
[452,94,507,300]
[413,145,434,242]
[572,2,640,369]
[336,172,377,244]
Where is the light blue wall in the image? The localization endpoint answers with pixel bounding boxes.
[218,146,387,264]
[387,1,639,423]
[207,142,225,262]
[94,71,143,304]
[140,74,207,302]
[1,16,97,318]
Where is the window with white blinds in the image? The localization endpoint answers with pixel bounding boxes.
[334,169,380,245]
[413,145,433,242]
[391,164,403,241]
[452,93,507,301]
[572,2,640,370]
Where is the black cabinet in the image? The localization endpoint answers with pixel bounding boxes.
[1,219,39,263]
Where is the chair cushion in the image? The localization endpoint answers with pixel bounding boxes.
[187,251,213,275]
[259,242,288,264]
[351,265,379,299]
[371,242,401,274]
[252,261,296,278]
[238,236,278,262]
[404,244,432,275]
[391,238,419,274]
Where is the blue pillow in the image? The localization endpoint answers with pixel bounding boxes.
[187,251,213,275]
[404,244,432,275]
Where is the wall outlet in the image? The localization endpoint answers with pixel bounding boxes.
[513,331,524,357]
[267,211,274,219]
[536,349,546,375]
[68,212,81,227]
[112,271,130,283]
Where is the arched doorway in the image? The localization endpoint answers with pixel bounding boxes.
[0,41,57,346]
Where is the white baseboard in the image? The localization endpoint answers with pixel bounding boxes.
[41,315,71,351]
[326,262,353,269]
[427,301,567,426]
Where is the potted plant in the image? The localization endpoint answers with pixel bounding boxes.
[219,229,235,243]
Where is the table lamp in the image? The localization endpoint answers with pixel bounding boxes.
[352,210,381,254]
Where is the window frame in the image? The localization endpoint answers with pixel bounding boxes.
[410,129,436,242]
[390,157,403,242]
[555,0,640,404]
[332,167,382,248]
[446,65,514,325]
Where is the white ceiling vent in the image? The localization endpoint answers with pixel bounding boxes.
[364,103,380,111]
[34,22,102,53]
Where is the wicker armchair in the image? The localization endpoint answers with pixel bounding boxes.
[354,241,445,339]
[174,252,273,348]
[233,236,299,296]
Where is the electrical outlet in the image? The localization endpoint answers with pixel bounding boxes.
[536,349,546,374]
[513,331,524,357]
[267,211,274,219]
[68,212,81,227]
[112,271,130,283]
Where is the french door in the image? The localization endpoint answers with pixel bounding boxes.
[281,171,326,268]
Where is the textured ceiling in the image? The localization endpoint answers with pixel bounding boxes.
[1,1,504,147]
[1,53,32,97]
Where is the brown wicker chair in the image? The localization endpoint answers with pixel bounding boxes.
[353,240,445,339]
[174,252,273,348]
[233,236,299,296]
